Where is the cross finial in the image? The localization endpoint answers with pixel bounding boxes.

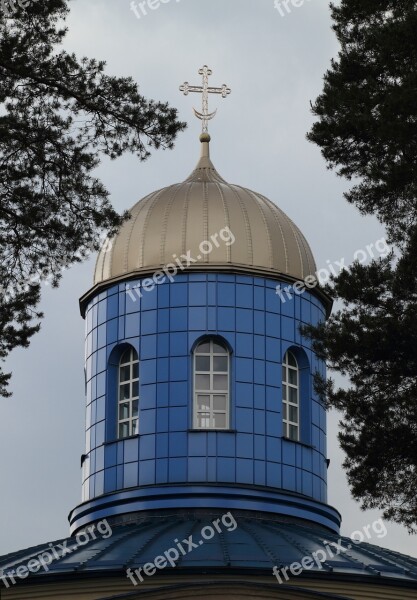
[180,65,231,134]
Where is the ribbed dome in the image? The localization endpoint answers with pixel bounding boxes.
[94,137,317,287]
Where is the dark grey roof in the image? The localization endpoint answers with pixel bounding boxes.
[1,512,417,588]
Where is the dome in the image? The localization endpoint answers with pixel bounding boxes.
[93,136,317,289]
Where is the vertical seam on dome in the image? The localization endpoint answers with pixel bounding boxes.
[228,184,254,266]
[279,211,307,279]
[256,192,290,273]
[126,188,168,272]
[120,191,155,274]
[160,184,182,264]
[297,230,317,279]
[203,181,209,263]
[181,183,193,256]
[214,182,231,262]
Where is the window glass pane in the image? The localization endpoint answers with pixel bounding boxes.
[289,425,298,441]
[132,400,139,418]
[196,356,211,372]
[197,341,210,353]
[132,419,139,435]
[195,374,210,390]
[289,387,298,404]
[213,356,228,372]
[287,352,297,368]
[119,422,129,438]
[132,380,139,398]
[197,395,211,411]
[120,383,130,400]
[120,349,132,365]
[132,362,139,380]
[213,395,226,410]
[288,369,298,386]
[283,422,287,436]
[289,405,298,423]
[213,413,226,428]
[119,402,130,420]
[213,342,227,354]
[120,365,130,382]
[213,375,228,391]
[282,366,287,382]
[282,385,287,401]
[282,403,287,420]
[197,413,211,429]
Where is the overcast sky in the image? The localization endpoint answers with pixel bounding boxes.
[1,0,415,558]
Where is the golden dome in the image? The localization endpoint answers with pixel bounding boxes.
[93,137,316,289]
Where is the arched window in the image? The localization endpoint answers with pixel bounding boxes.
[282,351,300,441]
[193,339,230,430]
[118,347,139,439]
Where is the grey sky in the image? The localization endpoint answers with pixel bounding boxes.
[1,0,415,557]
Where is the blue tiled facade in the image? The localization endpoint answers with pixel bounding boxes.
[69,272,340,532]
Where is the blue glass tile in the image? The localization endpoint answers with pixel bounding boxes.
[254,409,265,435]
[168,458,187,482]
[157,309,170,333]
[155,458,168,483]
[266,436,281,463]
[169,406,188,430]
[140,384,157,410]
[157,333,170,357]
[157,358,169,382]
[156,408,169,433]
[140,409,156,435]
[104,467,117,493]
[140,360,157,384]
[235,382,253,408]
[236,459,253,484]
[254,460,266,486]
[283,465,296,491]
[169,432,187,457]
[254,360,265,385]
[254,311,265,335]
[254,434,266,460]
[218,307,236,331]
[217,457,235,482]
[98,301,107,325]
[188,433,207,456]
[235,408,254,433]
[169,332,188,357]
[125,313,140,338]
[189,283,207,306]
[169,358,188,381]
[236,284,253,308]
[188,457,207,481]
[124,437,139,463]
[140,435,156,460]
[217,433,236,457]
[156,433,169,457]
[141,311,156,335]
[139,460,155,486]
[236,358,253,383]
[236,433,253,459]
[236,333,253,358]
[158,284,170,308]
[105,444,117,468]
[141,335,157,359]
[141,287,158,311]
[218,283,235,306]
[170,308,187,331]
[170,283,188,307]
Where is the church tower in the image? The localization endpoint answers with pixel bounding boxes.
[2,67,417,600]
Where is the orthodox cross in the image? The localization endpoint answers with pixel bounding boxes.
[180,65,231,133]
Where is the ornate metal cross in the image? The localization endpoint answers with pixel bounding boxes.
[179,65,231,133]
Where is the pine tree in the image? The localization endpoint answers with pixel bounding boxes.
[0,0,185,396]
[306,0,417,529]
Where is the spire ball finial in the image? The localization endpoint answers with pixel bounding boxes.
[200,133,211,143]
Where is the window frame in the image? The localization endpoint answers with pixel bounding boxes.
[117,347,139,439]
[193,339,230,430]
[282,350,300,442]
